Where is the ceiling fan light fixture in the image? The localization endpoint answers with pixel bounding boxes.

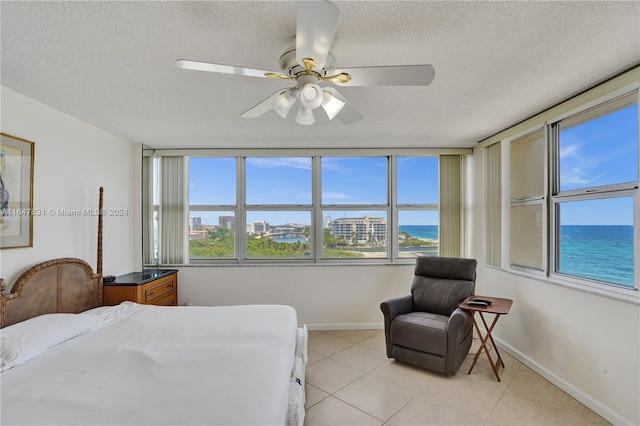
[295,104,315,125]
[299,83,324,110]
[271,89,297,118]
[321,91,345,120]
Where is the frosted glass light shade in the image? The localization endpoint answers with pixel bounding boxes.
[321,91,345,120]
[271,90,297,118]
[295,105,315,125]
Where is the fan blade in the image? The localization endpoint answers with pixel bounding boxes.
[240,90,286,118]
[296,0,340,69]
[324,88,363,125]
[333,65,435,86]
[175,59,276,79]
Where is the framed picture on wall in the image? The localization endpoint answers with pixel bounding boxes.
[1,133,34,249]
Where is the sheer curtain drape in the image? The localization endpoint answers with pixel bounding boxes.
[160,156,185,264]
[439,155,462,257]
[484,143,502,267]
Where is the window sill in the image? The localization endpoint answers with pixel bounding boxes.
[484,264,640,305]
[145,259,417,268]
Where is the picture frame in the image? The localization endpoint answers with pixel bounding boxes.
[1,133,34,249]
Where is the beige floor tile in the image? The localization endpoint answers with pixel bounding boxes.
[588,410,612,425]
[334,374,416,421]
[506,366,592,422]
[327,329,381,343]
[304,383,329,409]
[386,393,484,426]
[306,357,365,394]
[306,349,325,366]
[419,374,504,419]
[302,330,611,426]
[304,396,383,426]
[307,330,325,339]
[330,343,389,372]
[488,393,588,425]
[358,332,387,352]
[460,348,520,391]
[369,360,436,393]
[307,333,355,356]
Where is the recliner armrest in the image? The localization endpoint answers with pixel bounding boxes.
[447,307,472,339]
[380,295,413,358]
[380,295,413,322]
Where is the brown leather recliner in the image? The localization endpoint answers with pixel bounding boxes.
[380,256,477,376]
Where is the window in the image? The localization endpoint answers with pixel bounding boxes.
[147,152,450,265]
[502,88,638,294]
[245,157,312,259]
[555,197,634,287]
[321,157,389,258]
[509,129,546,271]
[188,158,237,261]
[551,91,638,288]
[396,157,439,258]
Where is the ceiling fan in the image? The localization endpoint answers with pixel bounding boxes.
[175,0,435,125]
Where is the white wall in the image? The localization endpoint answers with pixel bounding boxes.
[466,148,640,425]
[0,87,138,283]
[176,264,415,328]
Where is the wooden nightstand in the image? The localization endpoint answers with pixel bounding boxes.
[103,269,178,306]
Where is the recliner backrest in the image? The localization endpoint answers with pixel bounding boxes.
[411,256,477,316]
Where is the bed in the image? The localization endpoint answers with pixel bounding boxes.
[0,262,307,426]
[1,192,307,426]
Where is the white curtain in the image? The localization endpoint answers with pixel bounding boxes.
[439,155,461,257]
[160,156,185,264]
[484,143,501,267]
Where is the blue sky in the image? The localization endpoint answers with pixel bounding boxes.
[188,103,637,227]
[189,156,439,226]
[559,103,637,225]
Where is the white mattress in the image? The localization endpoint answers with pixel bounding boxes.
[1,303,305,426]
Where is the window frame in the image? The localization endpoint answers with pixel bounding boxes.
[548,88,639,292]
[508,126,548,274]
[147,149,456,266]
[503,85,639,298]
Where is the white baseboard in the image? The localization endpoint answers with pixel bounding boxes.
[495,337,633,426]
[306,323,384,331]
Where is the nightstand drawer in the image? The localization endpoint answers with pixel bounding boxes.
[144,279,175,302]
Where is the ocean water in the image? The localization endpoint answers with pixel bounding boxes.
[400,225,438,241]
[400,224,634,287]
[559,225,634,287]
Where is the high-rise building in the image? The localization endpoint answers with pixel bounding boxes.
[323,215,332,229]
[250,221,269,235]
[330,216,386,243]
[219,214,234,230]
[189,216,202,231]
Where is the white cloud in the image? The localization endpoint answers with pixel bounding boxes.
[559,143,581,159]
[322,191,350,201]
[246,157,311,170]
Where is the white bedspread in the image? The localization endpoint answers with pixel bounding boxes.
[1,303,300,426]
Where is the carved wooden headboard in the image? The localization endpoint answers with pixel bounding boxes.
[0,188,104,328]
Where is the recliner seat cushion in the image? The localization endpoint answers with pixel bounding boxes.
[390,312,448,357]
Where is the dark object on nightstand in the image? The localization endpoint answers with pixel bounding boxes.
[102,275,116,283]
[380,256,477,376]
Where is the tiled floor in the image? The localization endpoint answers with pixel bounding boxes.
[303,329,610,426]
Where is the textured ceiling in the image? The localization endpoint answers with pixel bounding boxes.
[1,1,638,149]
